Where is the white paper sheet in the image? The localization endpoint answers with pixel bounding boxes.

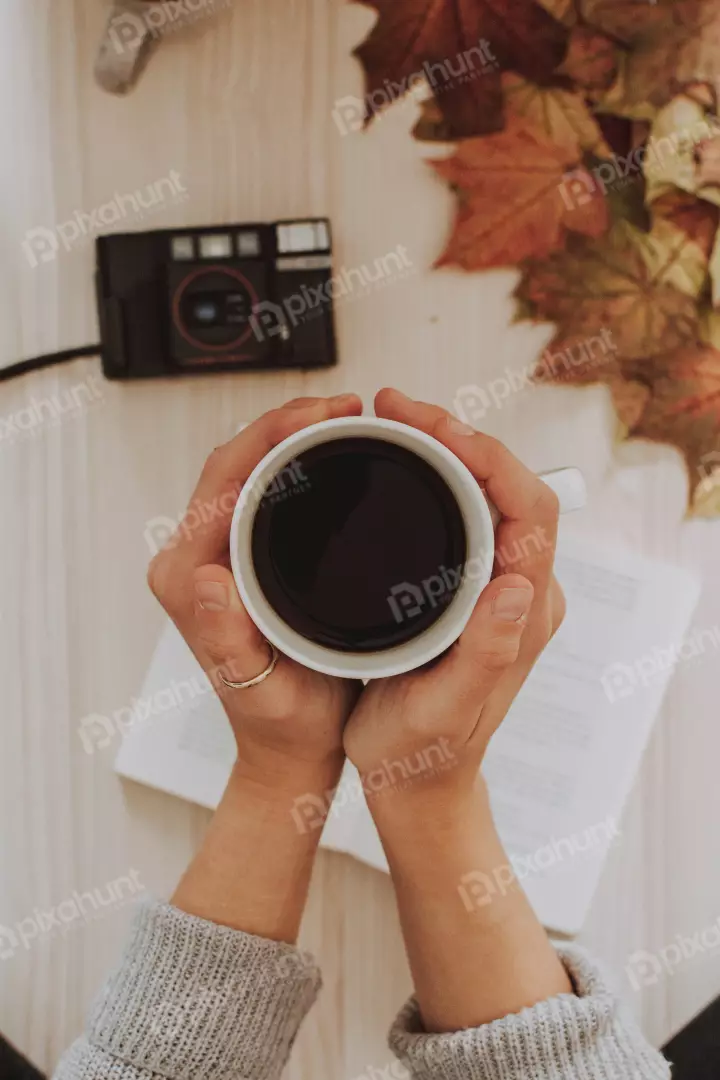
[115,530,700,934]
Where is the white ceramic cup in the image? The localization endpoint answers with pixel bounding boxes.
[229,416,585,680]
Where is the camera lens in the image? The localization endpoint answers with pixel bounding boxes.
[174,271,257,354]
[191,299,220,324]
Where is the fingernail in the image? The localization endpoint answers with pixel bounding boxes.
[195,580,229,611]
[448,418,475,436]
[284,397,320,409]
[330,393,358,405]
[492,588,533,622]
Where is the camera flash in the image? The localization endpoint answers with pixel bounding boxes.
[171,236,195,260]
[277,222,320,253]
[237,232,261,256]
[314,221,330,249]
[199,233,233,259]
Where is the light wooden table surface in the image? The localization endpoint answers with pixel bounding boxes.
[2,1,719,1074]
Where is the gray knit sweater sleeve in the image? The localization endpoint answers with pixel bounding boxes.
[53,900,322,1080]
[53,900,670,1080]
[389,944,670,1080]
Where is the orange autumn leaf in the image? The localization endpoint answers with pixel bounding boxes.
[433,116,609,270]
[352,0,569,139]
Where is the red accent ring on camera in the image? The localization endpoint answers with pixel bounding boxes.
[172,265,260,352]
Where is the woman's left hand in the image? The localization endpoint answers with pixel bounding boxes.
[343,389,566,801]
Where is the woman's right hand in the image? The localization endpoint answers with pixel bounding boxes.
[147,394,364,795]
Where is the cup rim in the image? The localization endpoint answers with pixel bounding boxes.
[229,416,495,680]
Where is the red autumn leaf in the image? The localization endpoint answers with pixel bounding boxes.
[433,115,608,270]
[621,341,720,510]
[353,0,569,139]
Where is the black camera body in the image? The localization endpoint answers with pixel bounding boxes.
[95,219,338,379]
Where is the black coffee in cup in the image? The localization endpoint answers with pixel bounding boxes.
[250,437,467,652]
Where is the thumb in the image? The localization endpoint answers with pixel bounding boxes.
[429,573,534,708]
[193,564,274,686]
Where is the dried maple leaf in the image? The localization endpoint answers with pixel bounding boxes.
[517,219,705,382]
[414,71,612,152]
[556,26,618,92]
[433,115,609,270]
[652,190,720,260]
[352,0,569,139]
[643,94,720,205]
[502,73,612,156]
[621,338,720,512]
[582,0,720,118]
[536,0,578,26]
[608,376,652,428]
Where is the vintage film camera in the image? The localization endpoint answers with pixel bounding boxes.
[95,219,337,378]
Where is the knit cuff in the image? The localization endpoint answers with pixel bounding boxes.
[389,945,670,1080]
[88,899,322,1080]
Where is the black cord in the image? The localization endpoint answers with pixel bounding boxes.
[0,344,100,384]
